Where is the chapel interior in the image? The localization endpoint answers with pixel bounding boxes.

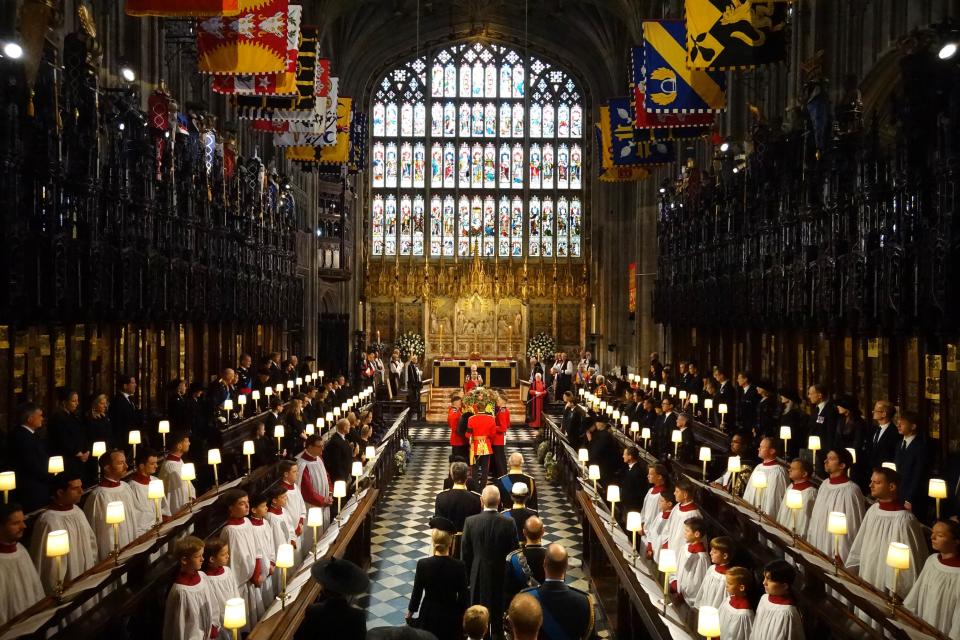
[0,1,959,640]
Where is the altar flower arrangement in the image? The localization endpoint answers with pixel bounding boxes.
[526,332,556,360]
[462,386,498,415]
[396,332,425,359]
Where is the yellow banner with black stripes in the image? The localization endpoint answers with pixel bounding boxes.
[685,0,790,71]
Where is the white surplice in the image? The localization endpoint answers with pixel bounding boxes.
[774,481,817,537]
[248,517,277,607]
[159,454,196,514]
[0,543,45,626]
[663,502,701,557]
[806,476,865,561]
[904,554,960,638]
[741,461,790,516]
[748,594,804,640]
[639,485,665,548]
[675,542,710,602]
[30,505,99,593]
[647,510,672,563]
[83,480,140,561]
[128,474,172,537]
[295,452,330,549]
[280,481,305,560]
[221,519,265,631]
[719,597,754,640]
[203,566,239,640]
[162,574,216,640]
[692,564,729,610]
[845,502,928,598]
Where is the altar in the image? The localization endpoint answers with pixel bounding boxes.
[432,358,519,388]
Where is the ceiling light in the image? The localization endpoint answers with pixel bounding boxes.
[3,42,22,59]
[120,65,136,82]
[939,42,957,60]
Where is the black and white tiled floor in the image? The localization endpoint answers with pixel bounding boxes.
[407,423,540,444]
[361,422,610,637]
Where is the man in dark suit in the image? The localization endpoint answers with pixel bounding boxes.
[435,462,482,536]
[674,412,697,464]
[586,420,621,487]
[296,557,367,640]
[654,397,679,459]
[520,543,595,640]
[263,396,284,452]
[806,383,840,452]
[494,452,538,511]
[406,355,423,419]
[462,485,518,639]
[894,411,929,520]
[236,353,253,394]
[777,389,808,459]
[323,418,357,485]
[864,400,901,471]
[9,403,50,512]
[685,362,704,397]
[206,367,236,416]
[617,446,648,521]
[505,515,547,603]
[735,371,760,434]
[109,374,143,448]
[561,391,585,448]
[713,369,736,431]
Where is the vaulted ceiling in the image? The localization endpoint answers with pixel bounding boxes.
[301,0,662,108]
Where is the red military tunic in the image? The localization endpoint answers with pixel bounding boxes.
[466,413,496,461]
[493,407,510,446]
[448,406,467,447]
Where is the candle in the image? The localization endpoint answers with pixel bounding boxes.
[105,500,125,563]
[590,304,596,333]
[827,511,847,573]
[886,541,911,598]
[45,528,70,596]
[148,477,165,527]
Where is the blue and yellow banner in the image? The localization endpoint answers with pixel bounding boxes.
[642,20,726,113]
[601,99,675,168]
[595,125,651,182]
[685,0,790,70]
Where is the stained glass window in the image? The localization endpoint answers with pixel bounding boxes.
[371,42,584,258]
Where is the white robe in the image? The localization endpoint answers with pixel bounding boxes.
[806,477,865,561]
[249,517,277,607]
[675,544,710,602]
[639,486,664,546]
[128,475,172,537]
[845,503,928,598]
[692,564,728,610]
[664,503,701,557]
[281,482,305,560]
[83,482,140,561]
[719,598,754,640]
[0,544,45,625]
[221,519,265,630]
[774,482,817,537]
[647,511,672,563]
[741,462,789,516]
[295,452,331,547]
[163,575,216,640]
[748,595,804,640]
[904,555,960,638]
[159,455,196,514]
[266,509,292,550]
[203,567,239,640]
[30,506,98,593]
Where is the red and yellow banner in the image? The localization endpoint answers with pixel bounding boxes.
[629,263,637,314]
[126,1,240,17]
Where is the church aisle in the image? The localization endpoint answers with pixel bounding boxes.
[361,423,610,636]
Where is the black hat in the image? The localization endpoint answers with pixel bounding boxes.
[428,516,457,534]
[779,388,801,405]
[188,382,205,394]
[756,379,776,394]
[835,394,857,412]
[310,556,369,595]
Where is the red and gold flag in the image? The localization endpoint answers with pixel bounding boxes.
[196,0,288,75]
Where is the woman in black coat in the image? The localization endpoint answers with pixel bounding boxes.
[406,527,469,640]
[49,389,90,479]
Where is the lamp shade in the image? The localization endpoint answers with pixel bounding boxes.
[679,390,687,400]
[641,427,651,440]
[649,380,657,389]
[276,543,295,569]
[727,456,741,474]
[365,446,376,459]
[223,598,246,630]
[273,424,285,439]
[703,399,713,410]
[333,408,341,418]
[697,606,721,637]
[92,441,107,457]
[588,465,601,481]
[352,461,363,477]
[779,425,791,440]
[251,390,260,400]
[105,501,125,524]
[306,507,324,527]
[605,406,614,416]
[658,548,678,573]
[751,470,768,489]
[606,485,620,503]
[287,380,294,389]
[699,447,712,462]
[599,401,607,411]
[620,415,629,427]
[305,424,315,436]
[630,421,639,433]
[222,399,233,412]
[318,418,325,431]
[642,377,649,386]
[128,430,141,445]
[886,542,911,570]
[264,386,273,397]
[237,395,247,406]
[612,410,620,421]
[626,511,642,532]
[148,477,165,500]
[718,403,728,414]
[333,480,347,498]
[48,456,64,475]
[881,461,897,471]
[45,529,70,558]
[274,384,283,394]
[578,448,590,463]
[929,478,948,499]
[845,448,857,464]
[808,435,821,451]
[295,377,303,387]
[784,489,803,510]
[690,393,699,405]
[158,420,170,434]
[578,388,585,397]
[243,440,255,455]
[671,430,682,443]
[0,471,14,492]
[669,386,677,396]
[180,463,196,482]
[827,511,847,535]
[319,370,325,378]
[658,383,666,393]
[207,448,221,465]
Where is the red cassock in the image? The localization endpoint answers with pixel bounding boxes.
[463,379,478,394]
[466,413,496,462]
[448,407,466,446]
[493,407,510,446]
[529,381,546,428]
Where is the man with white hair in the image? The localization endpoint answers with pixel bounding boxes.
[501,483,538,542]
[494,452,537,510]
[462,486,518,639]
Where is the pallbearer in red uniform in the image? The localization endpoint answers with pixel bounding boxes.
[448,393,468,460]
[464,389,497,488]
[528,372,546,428]
[492,392,510,478]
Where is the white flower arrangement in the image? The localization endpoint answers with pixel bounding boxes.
[526,332,556,360]
[396,332,425,359]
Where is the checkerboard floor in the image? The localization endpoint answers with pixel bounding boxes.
[361,422,611,637]
[407,423,541,444]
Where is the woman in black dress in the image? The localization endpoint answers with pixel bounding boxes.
[406,524,469,640]
[83,393,112,485]
[49,389,90,479]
